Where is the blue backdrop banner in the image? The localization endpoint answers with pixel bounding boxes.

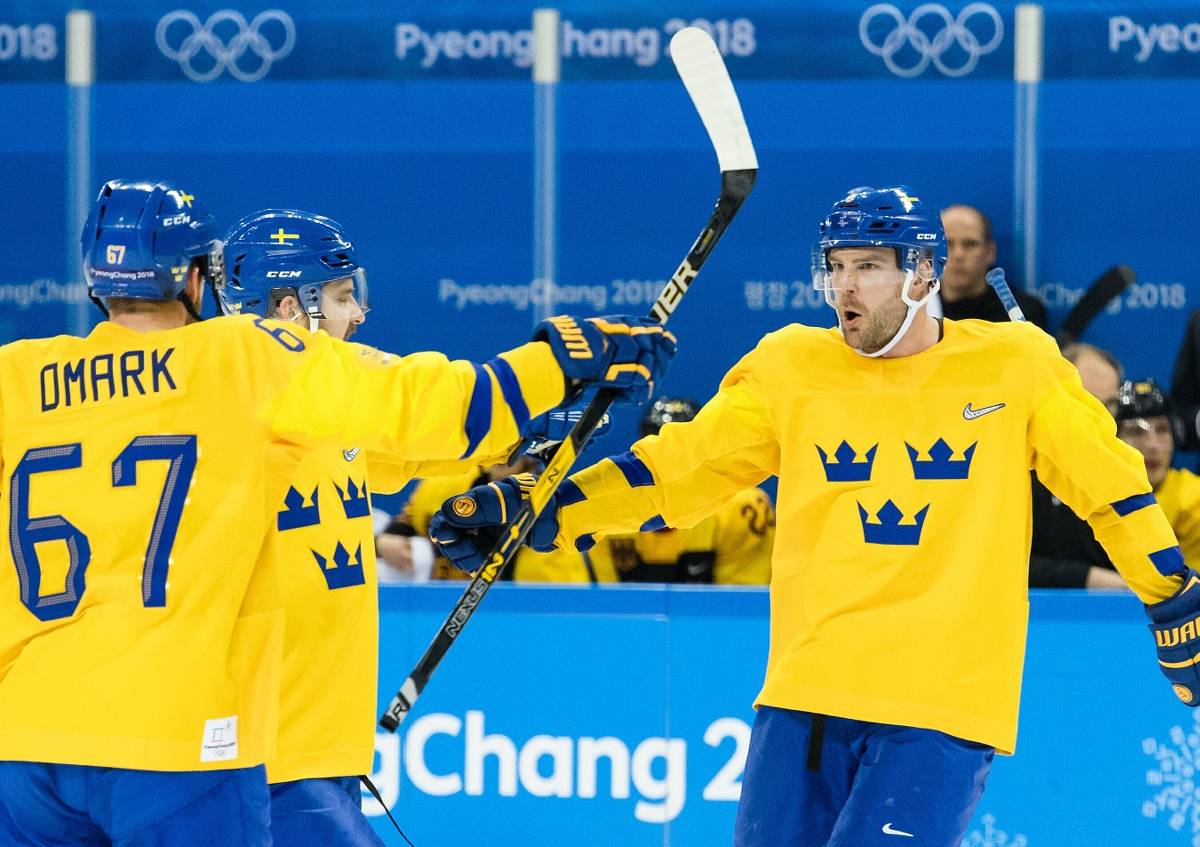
[368,585,1200,846]
[2,1,1199,462]
[5,2,1200,85]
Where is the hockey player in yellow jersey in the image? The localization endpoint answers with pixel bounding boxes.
[216,209,605,843]
[429,186,1200,847]
[217,209,389,845]
[0,181,677,847]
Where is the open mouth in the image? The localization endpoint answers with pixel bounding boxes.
[841,309,862,327]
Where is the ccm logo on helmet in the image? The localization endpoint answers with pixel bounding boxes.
[266,270,302,278]
[162,213,191,227]
[916,233,937,240]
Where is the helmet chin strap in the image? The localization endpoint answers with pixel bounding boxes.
[852,271,940,359]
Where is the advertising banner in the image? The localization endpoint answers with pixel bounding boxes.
[369,586,1199,845]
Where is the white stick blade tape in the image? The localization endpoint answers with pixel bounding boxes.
[670,27,757,173]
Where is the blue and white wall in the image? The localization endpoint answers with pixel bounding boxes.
[368,585,1200,846]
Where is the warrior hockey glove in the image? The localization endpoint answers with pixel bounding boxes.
[534,314,676,406]
[523,390,613,464]
[1146,570,1200,706]
[428,474,561,574]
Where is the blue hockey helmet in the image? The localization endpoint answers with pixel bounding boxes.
[218,209,367,321]
[812,186,947,302]
[81,179,222,314]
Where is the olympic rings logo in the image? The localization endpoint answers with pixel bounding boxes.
[155,9,295,82]
[859,3,1003,78]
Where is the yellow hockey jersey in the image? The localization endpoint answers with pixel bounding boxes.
[0,316,564,772]
[1156,468,1200,570]
[554,320,1183,753]
[590,487,774,584]
[268,446,523,784]
[264,443,378,784]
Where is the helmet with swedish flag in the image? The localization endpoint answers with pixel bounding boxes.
[219,210,367,337]
[80,179,222,318]
[812,186,946,358]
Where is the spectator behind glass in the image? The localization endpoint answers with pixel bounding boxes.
[1029,343,1127,589]
[939,204,1048,328]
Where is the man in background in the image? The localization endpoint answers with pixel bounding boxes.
[939,204,1047,328]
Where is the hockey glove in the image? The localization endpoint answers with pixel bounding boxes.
[523,390,613,464]
[1146,571,1200,706]
[428,474,561,574]
[534,314,676,406]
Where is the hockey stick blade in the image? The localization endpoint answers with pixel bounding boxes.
[670,27,757,173]
[380,27,756,733]
[1055,265,1135,345]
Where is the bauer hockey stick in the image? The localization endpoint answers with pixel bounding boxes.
[380,27,757,732]
[986,267,1026,323]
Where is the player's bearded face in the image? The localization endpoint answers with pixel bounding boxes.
[828,248,908,353]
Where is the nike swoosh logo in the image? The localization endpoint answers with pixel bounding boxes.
[343,447,361,462]
[963,402,1005,420]
[882,823,914,837]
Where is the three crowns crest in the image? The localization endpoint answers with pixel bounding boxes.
[818,437,976,547]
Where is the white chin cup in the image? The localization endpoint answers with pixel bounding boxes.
[851,271,940,359]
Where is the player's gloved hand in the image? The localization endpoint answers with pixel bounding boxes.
[1146,571,1200,707]
[523,390,613,464]
[428,474,561,574]
[534,314,676,406]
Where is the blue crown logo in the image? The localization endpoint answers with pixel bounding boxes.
[816,441,878,482]
[335,477,371,520]
[312,542,365,590]
[906,438,976,480]
[277,485,320,531]
[857,499,929,546]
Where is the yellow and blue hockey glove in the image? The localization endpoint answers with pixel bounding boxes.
[1147,570,1200,706]
[523,390,612,464]
[428,474,560,574]
[534,314,676,406]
